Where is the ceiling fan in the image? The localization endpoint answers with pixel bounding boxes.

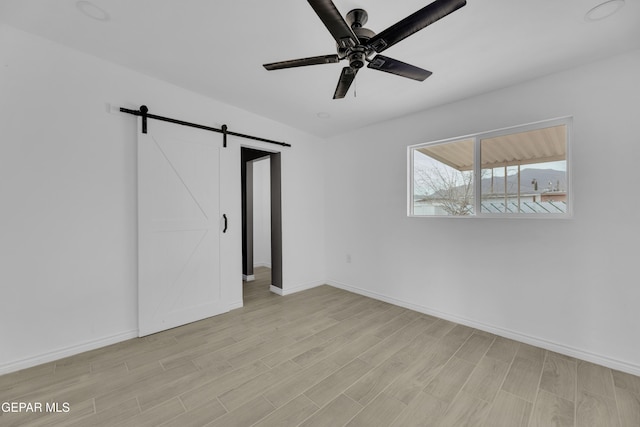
[263,0,467,99]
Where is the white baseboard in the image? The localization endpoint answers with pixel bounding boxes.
[270,285,284,296]
[270,280,325,297]
[327,279,640,377]
[284,280,325,295]
[243,274,255,282]
[228,300,244,311]
[0,330,138,376]
[254,262,272,269]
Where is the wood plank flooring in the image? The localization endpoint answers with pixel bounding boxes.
[1,267,639,426]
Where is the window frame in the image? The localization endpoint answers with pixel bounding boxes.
[408,117,573,218]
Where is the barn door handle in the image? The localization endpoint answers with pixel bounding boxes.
[222,214,228,233]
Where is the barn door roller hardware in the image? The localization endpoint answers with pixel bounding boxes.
[120,105,291,148]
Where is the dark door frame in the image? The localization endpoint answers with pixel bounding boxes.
[241,147,283,292]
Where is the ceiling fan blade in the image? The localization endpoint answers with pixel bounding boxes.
[308,0,359,49]
[367,0,466,53]
[263,54,340,70]
[367,55,432,81]
[333,67,358,99]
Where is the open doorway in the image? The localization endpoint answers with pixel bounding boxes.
[241,147,282,302]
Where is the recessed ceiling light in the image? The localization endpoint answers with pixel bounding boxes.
[76,1,110,22]
[317,112,331,119]
[585,0,625,22]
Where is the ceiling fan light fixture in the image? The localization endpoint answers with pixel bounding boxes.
[585,0,625,22]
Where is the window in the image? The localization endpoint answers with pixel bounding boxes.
[409,117,571,217]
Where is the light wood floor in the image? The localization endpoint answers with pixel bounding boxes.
[1,267,639,426]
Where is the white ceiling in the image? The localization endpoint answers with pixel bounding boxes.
[1,0,639,138]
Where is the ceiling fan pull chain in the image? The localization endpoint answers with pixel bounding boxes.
[354,77,357,98]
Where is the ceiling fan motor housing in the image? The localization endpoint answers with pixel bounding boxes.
[353,26,375,43]
[345,9,377,68]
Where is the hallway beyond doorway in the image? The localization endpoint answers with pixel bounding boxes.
[243,267,273,305]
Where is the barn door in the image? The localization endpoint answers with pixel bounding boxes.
[137,119,227,337]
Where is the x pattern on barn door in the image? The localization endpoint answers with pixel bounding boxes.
[137,119,227,336]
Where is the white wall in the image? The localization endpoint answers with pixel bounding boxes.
[253,158,271,268]
[0,24,326,373]
[324,50,640,375]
